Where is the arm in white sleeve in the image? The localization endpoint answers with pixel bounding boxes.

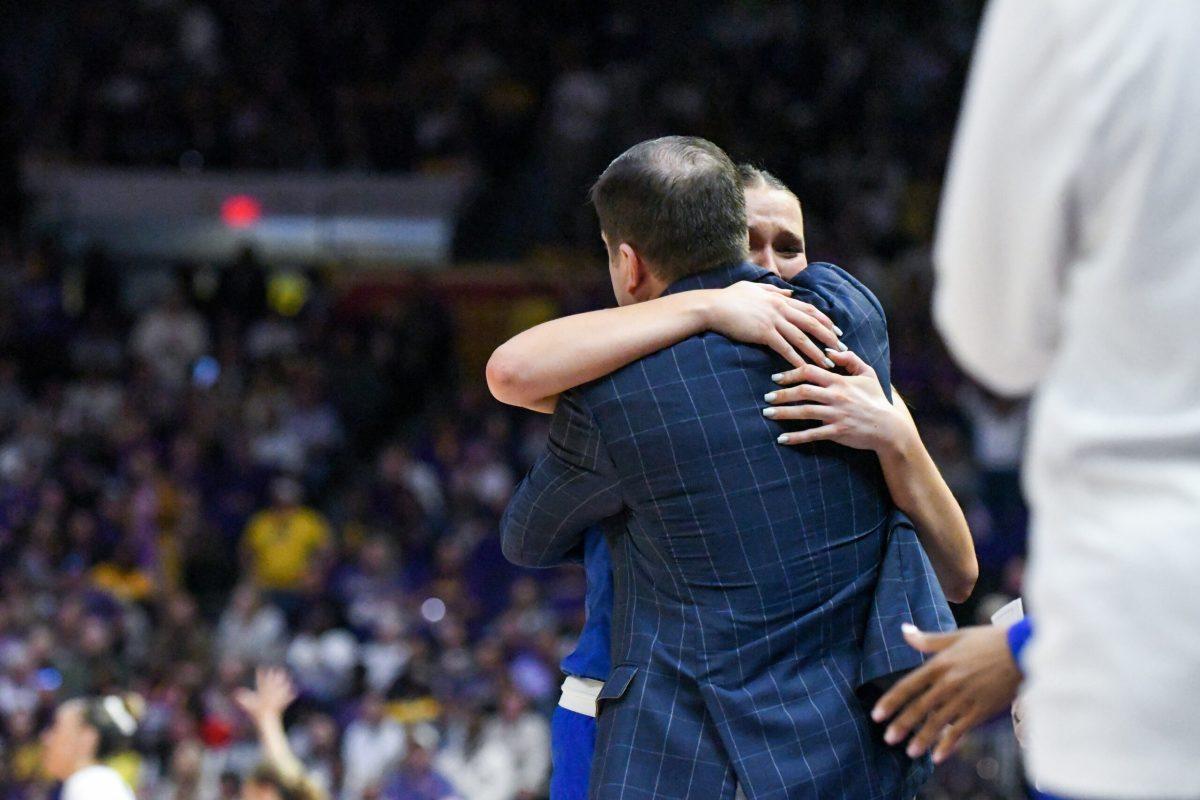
[933,0,1079,397]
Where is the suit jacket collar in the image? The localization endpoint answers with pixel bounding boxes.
[661,260,774,296]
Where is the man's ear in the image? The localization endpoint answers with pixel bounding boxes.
[618,242,646,297]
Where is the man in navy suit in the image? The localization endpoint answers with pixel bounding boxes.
[502,136,927,799]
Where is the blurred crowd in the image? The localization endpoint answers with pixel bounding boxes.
[0,237,1029,800]
[0,0,1037,798]
[7,0,980,258]
[0,242,576,799]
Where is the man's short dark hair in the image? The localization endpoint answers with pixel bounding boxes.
[81,695,138,759]
[589,136,747,284]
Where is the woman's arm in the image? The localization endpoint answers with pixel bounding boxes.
[487,282,843,413]
[765,350,978,602]
[876,394,978,602]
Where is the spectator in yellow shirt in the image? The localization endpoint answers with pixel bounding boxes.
[90,542,156,604]
[241,478,331,609]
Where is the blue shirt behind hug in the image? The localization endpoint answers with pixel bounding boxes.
[559,526,613,681]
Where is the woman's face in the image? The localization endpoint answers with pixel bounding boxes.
[746,186,808,280]
[41,702,95,780]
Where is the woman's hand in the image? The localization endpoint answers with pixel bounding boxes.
[234,667,297,723]
[763,347,911,452]
[703,282,844,370]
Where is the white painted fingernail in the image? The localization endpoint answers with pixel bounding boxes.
[823,358,836,368]
[771,373,784,382]
[764,392,777,402]
[833,325,844,336]
[762,408,777,418]
[824,347,837,354]
[838,342,849,352]
[777,434,790,444]
[901,623,918,635]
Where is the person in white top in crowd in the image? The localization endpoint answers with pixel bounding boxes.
[42,695,139,800]
[480,688,549,800]
[957,383,1028,564]
[436,701,518,800]
[216,584,289,665]
[340,693,406,800]
[130,286,209,387]
[874,1,1200,798]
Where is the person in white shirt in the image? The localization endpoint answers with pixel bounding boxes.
[130,287,209,387]
[877,1,1200,798]
[957,383,1029,565]
[480,689,549,800]
[216,584,289,665]
[340,693,406,800]
[42,695,139,800]
[436,703,518,800]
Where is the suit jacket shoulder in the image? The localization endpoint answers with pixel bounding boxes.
[785,262,892,399]
[789,261,888,335]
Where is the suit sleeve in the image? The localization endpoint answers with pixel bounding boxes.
[501,389,624,568]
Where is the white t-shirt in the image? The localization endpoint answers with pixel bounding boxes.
[934,1,1200,797]
[63,765,135,800]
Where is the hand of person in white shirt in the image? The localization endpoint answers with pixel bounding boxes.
[870,624,1021,763]
[234,667,315,792]
[234,667,297,723]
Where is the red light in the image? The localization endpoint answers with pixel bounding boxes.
[221,195,262,228]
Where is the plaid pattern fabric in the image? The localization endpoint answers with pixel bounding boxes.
[503,262,940,799]
[860,510,958,689]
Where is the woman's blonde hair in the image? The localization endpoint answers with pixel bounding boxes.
[736,163,799,203]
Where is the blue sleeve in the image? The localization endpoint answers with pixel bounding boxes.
[500,391,623,568]
[560,528,615,681]
[1006,616,1034,673]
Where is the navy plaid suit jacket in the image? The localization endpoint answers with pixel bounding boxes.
[502,261,948,799]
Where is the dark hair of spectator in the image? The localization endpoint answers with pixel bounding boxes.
[81,695,139,759]
[589,136,748,284]
[248,765,309,800]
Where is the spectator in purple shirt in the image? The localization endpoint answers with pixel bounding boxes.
[381,744,460,800]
